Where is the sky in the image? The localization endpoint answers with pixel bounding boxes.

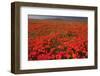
[28,15,88,22]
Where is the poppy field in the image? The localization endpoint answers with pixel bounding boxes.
[28,15,88,61]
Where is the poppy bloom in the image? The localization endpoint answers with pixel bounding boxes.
[28,19,88,60]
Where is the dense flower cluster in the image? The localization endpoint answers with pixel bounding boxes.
[28,20,88,60]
